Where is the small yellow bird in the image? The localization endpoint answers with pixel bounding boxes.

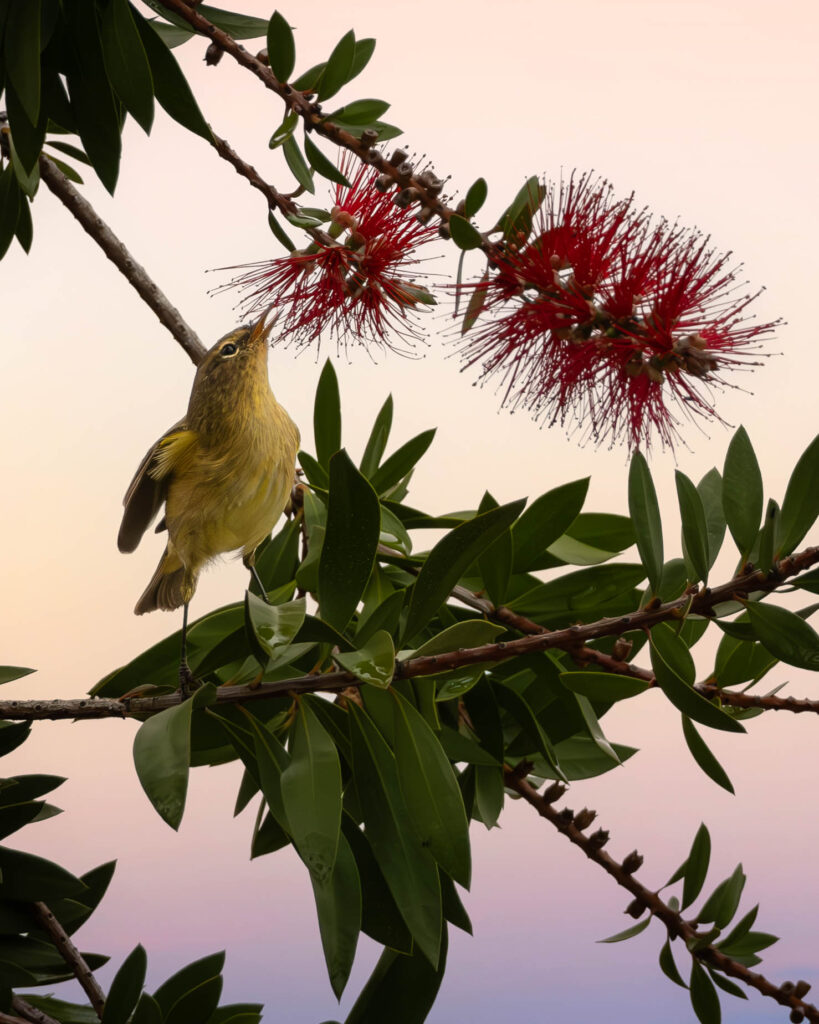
[118,315,300,688]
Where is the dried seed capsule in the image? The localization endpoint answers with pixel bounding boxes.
[360,128,379,148]
[542,782,567,803]
[438,222,451,240]
[573,808,597,830]
[789,1011,804,1024]
[375,174,393,193]
[397,160,414,180]
[794,981,812,998]
[389,148,410,166]
[559,807,574,823]
[588,828,610,849]
[205,43,223,66]
[394,187,420,209]
[415,206,436,225]
[625,898,645,918]
[621,851,644,875]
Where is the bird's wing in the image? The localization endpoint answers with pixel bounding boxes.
[117,418,191,553]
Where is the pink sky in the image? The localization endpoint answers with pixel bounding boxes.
[1,0,818,1020]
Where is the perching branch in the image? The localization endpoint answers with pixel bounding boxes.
[32,902,106,1019]
[504,768,819,1022]
[36,152,206,366]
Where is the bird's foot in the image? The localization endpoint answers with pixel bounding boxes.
[178,663,201,698]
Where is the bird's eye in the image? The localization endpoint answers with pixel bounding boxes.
[221,343,238,357]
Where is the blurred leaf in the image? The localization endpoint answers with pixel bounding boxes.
[318,29,356,101]
[392,691,471,887]
[101,0,155,134]
[304,134,351,186]
[559,671,649,702]
[319,450,381,631]
[464,177,488,218]
[266,10,295,80]
[344,923,447,1024]
[628,452,663,594]
[133,684,216,830]
[707,969,748,1000]
[716,905,758,952]
[283,135,314,193]
[677,470,711,584]
[792,566,819,594]
[650,624,744,733]
[689,961,721,1024]
[4,0,41,123]
[348,703,442,967]
[152,952,225,1017]
[449,215,483,250]
[266,209,295,250]
[137,18,211,141]
[0,151,23,259]
[0,847,85,902]
[0,774,64,806]
[435,724,498,765]
[0,665,34,685]
[744,600,819,671]
[281,698,342,883]
[359,395,393,478]
[659,938,688,988]
[335,630,395,688]
[777,432,819,556]
[723,427,762,557]
[460,272,487,335]
[12,996,101,1024]
[682,716,734,794]
[698,864,745,928]
[512,478,589,571]
[404,500,525,641]
[497,176,544,240]
[310,832,360,998]
[598,916,651,942]
[0,720,31,758]
[6,79,46,180]
[101,945,147,1024]
[370,428,436,495]
[142,1,268,38]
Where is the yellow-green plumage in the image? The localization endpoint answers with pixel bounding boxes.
[118,317,299,614]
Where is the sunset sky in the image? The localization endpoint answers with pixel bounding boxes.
[1,0,818,1020]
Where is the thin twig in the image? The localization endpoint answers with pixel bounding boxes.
[504,770,819,1022]
[37,153,206,365]
[9,999,61,1024]
[32,902,106,1019]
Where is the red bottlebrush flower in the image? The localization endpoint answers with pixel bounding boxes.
[223,156,437,355]
[457,174,778,450]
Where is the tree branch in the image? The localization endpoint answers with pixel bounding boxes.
[32,902,106,1019]
[36,152,206,365]
[504,769,819,1022]
[9,998,60,1024]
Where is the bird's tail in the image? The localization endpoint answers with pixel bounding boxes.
[134,548,193,614]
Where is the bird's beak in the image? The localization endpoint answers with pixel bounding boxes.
[250,308,277,347]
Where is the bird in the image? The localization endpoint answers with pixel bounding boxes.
[117,314,300,690]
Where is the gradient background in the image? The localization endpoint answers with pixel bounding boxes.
[2,0,818,1020]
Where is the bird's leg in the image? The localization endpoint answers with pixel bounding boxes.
[243,552,271,605]
[178,601,198,696]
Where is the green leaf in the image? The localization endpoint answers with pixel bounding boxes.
[777,433,819,555]
[0,774,64,806]
[303,134,351,186]
[659,938,688,988]
[682,716,734,794]
[318,29,356,101]
[132,685,217,829]
[152,952,224,1018]
[697,469,726,570]
[0,665,35,685]
[650,624,744,733]
[435,724,499,765]
[314,360,341,467]
[391,691,471,887]
[101,0,155,134]
[291,60,327,93]
[707,969,748,1000]
[508,564,645,623]
[244,593,305,666]
[723,427,763,556]
[281,698,342,883]
[369,428,436,495]
[410,619,505,659]
[266,10,295,80]
[343,817,412,952]
[319,450,381,631]
[0,146,23,260]
[497,175,545,240]
[528,736,636,782]
[5,79,46,180]
[282,135,315,193]
[628,452,663,594]
[716,905,758,952]
[677,470,711,584]
[4,0,41,124]
[137,18,211,142]
[239,712,291,832]
[698,864,745,927]
[495,683,564,779]
[404,500,525,641]
[690,960,721,1024]
[44,154,85,184]
[744,601,819,670]
[512,478,589,571]
[327,98,390,124]
[266,209,295,250]
[461,272,488,335]
[463,178,488,218]
[311,831,360,998]
[348,37,376,81]
[0,847,85,902]
[559,671,650,702]
[344,924,447,1024]
[598,915,651,942]
[359,394,393,478]
[268,109,299,148]
[102,945,147,1024]
[335,630,395,688]
[448,214,483,250]
[12,996,102,1024]
[348,704,442,967]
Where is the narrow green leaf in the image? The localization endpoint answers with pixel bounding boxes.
[348,38,376,81]
[327,98,390,124]
[44,155,84,184]
[497,175,545,240]
[682,716,734,794]
[137,18,211,141]
[697,469,726,570]
[559,671,650,702]
[102,945,147,1024]
[778,433,819,555]
[574,693,621,766]
[314,360,341,467]
[369,428,436,495]
[744,601,819,670]
[659,938,688,988]
[0,844,86,902]
[461,272,488,334]
[473,764,504,828]
[0,666,35,685]
[512,478,589,571]
[319,450,381,631]
[650,624,744,733]
[291,60,326,93]
[343,816,413,953]
[707,969,748,1000]
[448,214,483,250]
[677,470,711,583]
[152,952,224,1018]
[698,864,745,927]
[690,960,721,1024]
[4,0,41,124]
[463,178,488,218]
[282,135,315,193]
[359,394,393,478]
[101,0,155,134]
[318,29,356,101]
[404,500,526,641]
[598,915,651,943]
[435,724,499,765]
[311,831,360,998]
[723,427,763,556]
[238,711,291,832]
[6,79,46,180]
[267,209,295,250]
[495,683,564,779]
[628,452,663,593]
[281,698,342,883]
[266,10,295,80]
[411,620,505,659]
[0,147,23,259]
[392,691,471,887]
[268,109,299,148]
[303,134,351,186]
[335,630,395,688]
[132,684,216,829]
